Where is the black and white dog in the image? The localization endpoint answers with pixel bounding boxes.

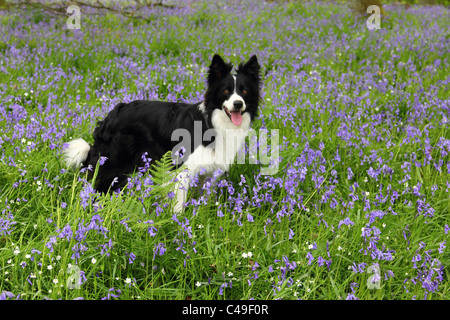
[64,54,261,211]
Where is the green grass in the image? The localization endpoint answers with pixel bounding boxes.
[0,1,449,300]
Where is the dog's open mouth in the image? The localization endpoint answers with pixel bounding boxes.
[223,107,243,126]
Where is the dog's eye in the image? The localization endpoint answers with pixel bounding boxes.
[224,89,230,95]
[242,89,248,95]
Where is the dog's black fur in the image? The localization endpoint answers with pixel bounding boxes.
[68,54,261,193]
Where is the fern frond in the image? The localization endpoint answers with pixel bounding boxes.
[148,151,176,186]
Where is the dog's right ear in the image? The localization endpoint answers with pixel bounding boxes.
[207,54,232,84]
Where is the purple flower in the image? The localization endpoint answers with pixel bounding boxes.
[317,256,325,267]
[147,225,157,237]
[101,288,121,300]
[99,156,108,166]
[0,291,18,300]
[219,282,228,296]
[306,251,314,265]
[367,166,379,181]
[0,212,16,236]
[345,293,360,300]
[58,224,73,241]
[127,252,136,264]
[45,236,57,252]
[153,242,166,260]
[288,229,294,240]
[79,182,95,209]
[347,167,353,180]
[438,241,446,254]
[338,217,354,229]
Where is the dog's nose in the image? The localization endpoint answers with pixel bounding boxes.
[233,100,243,109]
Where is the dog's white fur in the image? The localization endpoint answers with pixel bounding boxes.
[172,78,251,213]
[64,138,90,169]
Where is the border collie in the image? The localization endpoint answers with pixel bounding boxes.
[63,54,261,212]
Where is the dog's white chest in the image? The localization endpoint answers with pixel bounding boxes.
[184,109,251,174]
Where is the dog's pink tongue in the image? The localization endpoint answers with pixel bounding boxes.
[231,111,242,126]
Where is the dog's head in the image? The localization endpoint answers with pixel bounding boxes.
[204,54,261,129]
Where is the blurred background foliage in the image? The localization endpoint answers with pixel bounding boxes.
[1,0,449,12]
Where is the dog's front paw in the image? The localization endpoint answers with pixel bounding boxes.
[173,202,184,213]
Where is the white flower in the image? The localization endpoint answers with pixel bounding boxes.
[47,265,52,270]
[13,249,20,255]
[91,258,97,264]
[195,281,201,287]
[241,252,248,258]
[25,254,31,259]
[53,279,58,284]
[247,252,253,258]
[227,272,234,277]
[124,278,132,284]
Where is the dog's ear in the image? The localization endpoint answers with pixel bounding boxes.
[237,55,260,81]
[207,54,232,84]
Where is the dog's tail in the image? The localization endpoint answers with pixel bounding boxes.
[63,138,91,169]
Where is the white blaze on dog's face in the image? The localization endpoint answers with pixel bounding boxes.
[222,75,246,127]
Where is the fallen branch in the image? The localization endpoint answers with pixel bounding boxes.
[3,0,180,20]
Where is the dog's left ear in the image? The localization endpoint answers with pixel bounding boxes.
[237,55,261,81]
